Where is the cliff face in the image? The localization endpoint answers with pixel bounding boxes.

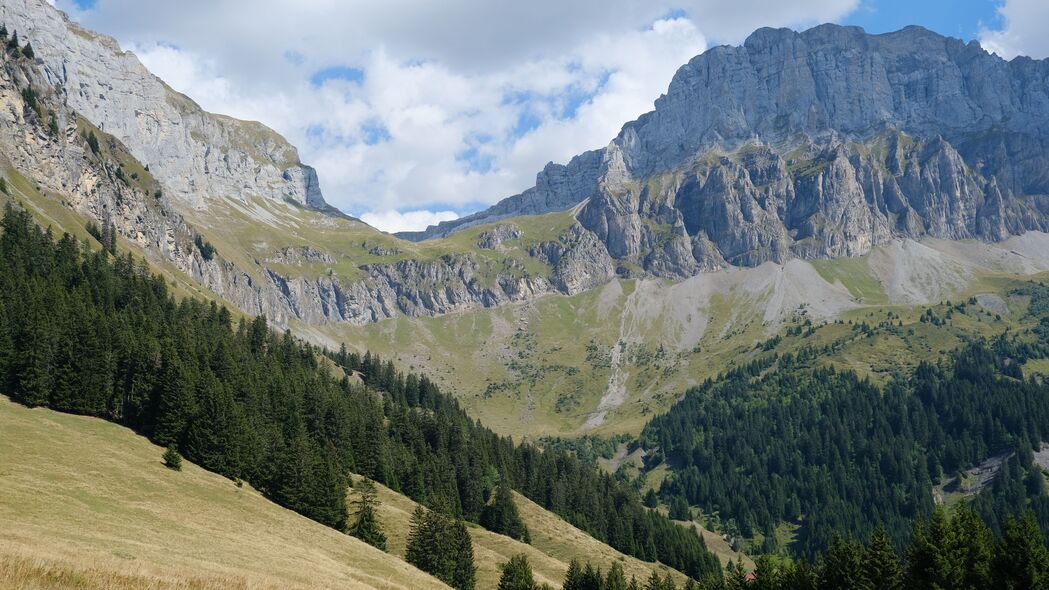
[402,24,1049,277]
[0,0,326,211]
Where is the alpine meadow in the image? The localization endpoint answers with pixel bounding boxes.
[3,0,1049,588]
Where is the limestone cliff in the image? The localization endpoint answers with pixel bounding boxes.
[402,25,1049,278]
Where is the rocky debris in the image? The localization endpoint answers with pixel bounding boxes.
[265,245,334,265]
[476,223,522,250]
[0,0,327,211]
[361,241,401,257]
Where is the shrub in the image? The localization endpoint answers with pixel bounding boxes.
[163,445,182,471]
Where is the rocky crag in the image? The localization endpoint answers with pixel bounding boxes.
[403,25,1049,278]
[0,0,326,211]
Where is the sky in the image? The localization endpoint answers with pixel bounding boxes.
[52,0,1049,232]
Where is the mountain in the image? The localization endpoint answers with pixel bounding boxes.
[0,0,325,211]
[402,25,1049,277]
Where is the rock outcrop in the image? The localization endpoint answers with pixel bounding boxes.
[0,0,327,211]
[401,24,1049,279]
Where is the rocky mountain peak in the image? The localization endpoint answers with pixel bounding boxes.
[401,24,1049,281]
[0,0,327,211]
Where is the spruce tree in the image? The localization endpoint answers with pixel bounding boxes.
[724,557,748,590]
[163,444,182,470]
[7,30,18,52]
[864,527,902,590]
[350,478,387,551]
[563,559,585,590]
[605,562,627,590]
[450,518,476,590]
[22,41,33,59]
[994,511,1049,589]
[498,554,536,590]
[582,562,603,590]
[481,484,530,542]
[821,536,869,590]
[0,24,7,40]
[644,571,664,590]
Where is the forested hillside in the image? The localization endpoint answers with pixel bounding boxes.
[0,205,719,580]
[642,292,1049,557]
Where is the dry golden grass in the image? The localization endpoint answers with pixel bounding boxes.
[349,479,690,589]
[0,397,448,590]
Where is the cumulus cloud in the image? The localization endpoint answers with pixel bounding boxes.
[979,0,1049,59]
[360,210,459,234]
[55,0,859,230]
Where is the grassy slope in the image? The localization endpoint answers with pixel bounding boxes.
[330,252,1046,439]
[348,480,694,590]
[0,396,448,590]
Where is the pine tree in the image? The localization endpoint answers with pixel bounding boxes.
[152,353,194,446]
[481,484,530,542]
[163,444,182,471]
[864,527,902,590]
[349,478,387,551]
[821,536,870,590]
[450,518,476,590]
[86,130,100,154]
[406,506,475,590]
[498,554,536,590]
[994,511,1049,589]
[605,562,628,590]
[7,30,18,52]
[660,573,676,590]
[582,562,603,590]
[644,489,658,508]
[22,41,33,59]
[0,24,7,40]
[724,557,748,590]
[563,559,585,590]
[645,571,664,590]
[627,576,640,590]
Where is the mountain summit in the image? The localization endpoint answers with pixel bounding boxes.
[401,24,1049,276]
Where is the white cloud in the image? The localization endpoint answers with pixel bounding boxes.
[55,0,860,230]
[979,0,1049,59]
[361,210,459,234]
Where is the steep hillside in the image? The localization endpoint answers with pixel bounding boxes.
[0,396,447,590]
[347,480,696,589]
[328,234,1049,437]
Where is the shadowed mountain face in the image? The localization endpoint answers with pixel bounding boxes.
[401,24,1049,277]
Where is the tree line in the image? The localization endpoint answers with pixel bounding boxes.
[642,303,1049,556]
[0,205,719,580]
[498,507,1049,589]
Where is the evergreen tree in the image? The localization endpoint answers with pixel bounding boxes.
[723,558,748,590]
[605,563,627,590]
[994,511,1049,589]
[450,518,476,590]
[86,130,100,154]
[820,536,870,590]
[0,177,7,194]
[481,484,530,542]
[668,496,691,521]
[0,24,7,40]
[163,444,182,471]
[349,478,387,550]
[498,554,536,590]
[645,571,664,590]
[406,506,475,590]
[582,562,603,590]
[863,527,902,590]
[563,559,585,590]
[644,489,658,509]
[22,41,33,59]
[6,30,18,52]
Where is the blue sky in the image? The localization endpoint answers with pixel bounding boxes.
[844,0,1001,39]
[57,0,1047,232]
